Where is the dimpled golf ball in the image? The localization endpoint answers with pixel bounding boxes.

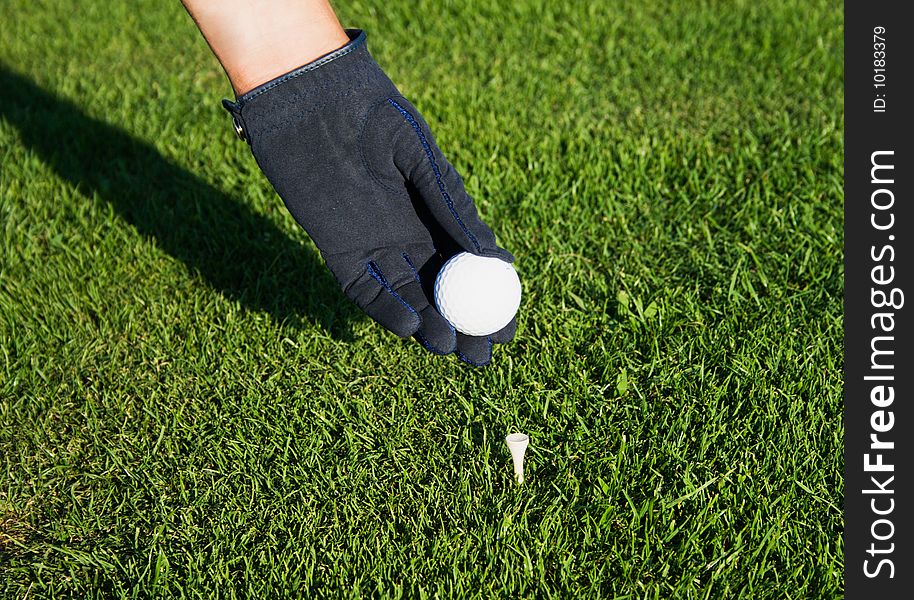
[434,252,521,337]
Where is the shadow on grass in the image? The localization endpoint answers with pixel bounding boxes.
[0,66,358,339]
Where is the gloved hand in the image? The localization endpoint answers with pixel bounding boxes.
[222,29,516,366]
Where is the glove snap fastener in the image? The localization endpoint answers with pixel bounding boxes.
[232,116,246,141]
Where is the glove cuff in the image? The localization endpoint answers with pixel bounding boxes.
[221,29,377,143]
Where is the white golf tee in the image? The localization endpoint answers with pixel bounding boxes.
[505,433,529,484]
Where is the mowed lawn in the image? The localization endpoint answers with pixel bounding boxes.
[1,0,843,597]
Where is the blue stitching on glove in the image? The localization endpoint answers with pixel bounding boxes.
[386,98,481,252]
[368,261,452,352]
[401,253,422,283]
[401,252,457,335]
[415,331,452,355]
[366,261,420,322]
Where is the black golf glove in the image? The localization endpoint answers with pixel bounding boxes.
[222,29,516,365]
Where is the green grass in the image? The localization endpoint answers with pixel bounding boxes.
[1,0,843,597]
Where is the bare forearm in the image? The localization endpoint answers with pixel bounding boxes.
[181,0,348,95]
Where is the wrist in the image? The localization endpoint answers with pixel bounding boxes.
[230,23,349,95]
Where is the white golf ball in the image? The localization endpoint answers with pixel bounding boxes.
[434,252,521,337]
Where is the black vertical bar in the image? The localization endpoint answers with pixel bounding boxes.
[845,1,912,597]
